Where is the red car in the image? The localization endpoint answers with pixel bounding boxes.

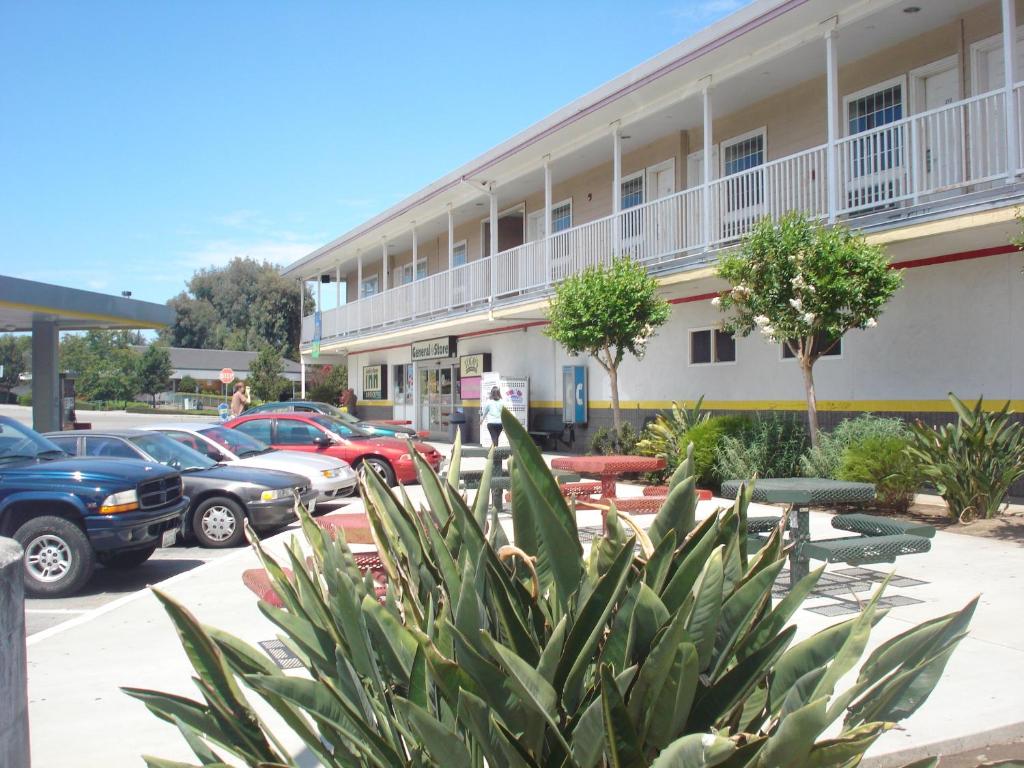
[224,412,442,486]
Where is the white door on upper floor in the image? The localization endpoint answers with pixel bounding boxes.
[646,159,677,258]
[686,147,719,187]
[909,57,964,195]
[526,209,545,242]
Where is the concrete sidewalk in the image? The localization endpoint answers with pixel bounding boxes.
[25,465,1024,767]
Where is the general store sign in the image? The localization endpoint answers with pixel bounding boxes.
[362,365,387,400]
[411,336,456,361]
[459,353,491,377]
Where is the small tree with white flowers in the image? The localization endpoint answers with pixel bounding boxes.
[713,213,902,447]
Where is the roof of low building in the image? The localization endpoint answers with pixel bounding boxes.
[130,346,301,375]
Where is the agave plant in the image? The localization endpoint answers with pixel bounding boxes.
[907,393,1024,522]
[125,410,974,768]
[636,396,709,473]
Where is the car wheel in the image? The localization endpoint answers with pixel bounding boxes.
[97,545,157,569]
[192,497,246,548]
[356,457,396,487]
[14,516,95,598]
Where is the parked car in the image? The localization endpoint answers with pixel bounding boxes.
[139,423,358,501]
[224,412,443,486]
[241,400,422,440]
[45,430,316,548]
[0,416,188,597]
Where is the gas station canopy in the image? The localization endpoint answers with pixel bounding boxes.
[0,274,176,432]
[0,275,173,332]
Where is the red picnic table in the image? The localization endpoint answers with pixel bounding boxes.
[549,455,666,499]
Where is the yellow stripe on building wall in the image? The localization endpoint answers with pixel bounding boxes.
[529,399,1024,413]
[359,400,393,407]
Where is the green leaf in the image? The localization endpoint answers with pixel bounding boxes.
[648,476,698,547]
[600,665,647,768]
[645,643,700,750]
[758,696,829,768]
[648,733,735,768]
[556,538,636,711]
[686,547,724,671]
[394,697,473,768]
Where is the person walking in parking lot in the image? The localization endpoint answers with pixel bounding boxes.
[230,382,250,417]
[481,386,505,446]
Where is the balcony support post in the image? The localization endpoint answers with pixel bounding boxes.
[612,122,622,256]
[411,221,418,317]
[1003,0,1019,180]
[447,203,454,307]
[335,264,341,338]
[701,79,713,247]
[357,250,363,330]
[300,355,306,399]
[316,273,322,317]
[825,23,839,222]
[489,186,498,301]
[543,154,552,284]
[381,239,389,294]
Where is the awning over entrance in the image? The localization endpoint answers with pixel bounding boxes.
[0,275,175,432]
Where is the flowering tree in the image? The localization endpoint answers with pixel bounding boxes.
[713,213,902,446]
[546,256,670,433]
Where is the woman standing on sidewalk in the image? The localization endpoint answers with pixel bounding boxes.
[480,386,505,446]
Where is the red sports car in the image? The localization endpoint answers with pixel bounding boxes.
[224,412,442,486]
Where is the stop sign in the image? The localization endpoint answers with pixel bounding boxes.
[219,368,235,384]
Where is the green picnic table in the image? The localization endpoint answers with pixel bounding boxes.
[719,478,876,586]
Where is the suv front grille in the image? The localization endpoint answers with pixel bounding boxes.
[138,475,183,509]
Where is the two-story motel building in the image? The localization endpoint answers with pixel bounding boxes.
[285,0,1024,444]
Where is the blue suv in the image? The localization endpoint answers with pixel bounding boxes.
[0,416,188,597]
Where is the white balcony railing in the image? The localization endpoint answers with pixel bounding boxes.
[304,87,1023,348]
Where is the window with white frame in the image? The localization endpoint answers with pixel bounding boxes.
[722,132,764,177]
[781,331,841,359]
[620,172,644,209]
[847,81,903,136]
[689,328,736,365]
[360,274,379,298]
[416,260,428,280]
[552,200,572,232]
[451,241,467,267]
[721,130,765,216]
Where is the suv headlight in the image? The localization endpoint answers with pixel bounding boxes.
[321,468,341,478]
[260,488,291,502]
[100,490,139,515]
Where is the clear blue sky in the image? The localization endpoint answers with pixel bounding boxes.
[0,0,746,306]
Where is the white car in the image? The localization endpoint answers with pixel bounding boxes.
[142,423,358,502]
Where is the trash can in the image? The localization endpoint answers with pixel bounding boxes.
[449,412,467,443]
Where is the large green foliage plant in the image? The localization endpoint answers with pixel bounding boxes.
[907,394,1024,521]
[127,412,974,768]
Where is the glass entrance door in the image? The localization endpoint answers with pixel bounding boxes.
[418,366,455,437]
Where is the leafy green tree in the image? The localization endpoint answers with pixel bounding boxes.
[137,345,173,407]
[0,334,27,400]
[161,257,313,359]
[248,345,288,402]
[77,347,140,404]
[308,364,347,405]
[178,374,198,393]
[714,214,902,446]
[545,256,670,432]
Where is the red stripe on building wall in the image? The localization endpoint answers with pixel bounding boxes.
[889,244,1018,270]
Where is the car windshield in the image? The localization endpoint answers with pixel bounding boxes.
[310,414,372,438]
[0,420,67,463]
[198,425,270,458]
[130,432,215,471]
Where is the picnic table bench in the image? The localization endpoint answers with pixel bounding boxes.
[528,413,575,450]
[720,478,933,587]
